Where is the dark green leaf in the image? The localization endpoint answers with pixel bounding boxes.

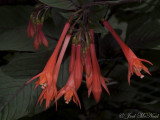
[0,6,33,51]
[0,68,45,120]
[39,0,77,10]
[127,20,160,50]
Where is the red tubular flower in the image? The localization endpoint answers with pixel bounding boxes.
[90,43,110,102]
[50,34,71,107]
[55,70,81,108]
[26,22,70,108]
[40,34,71,108]
[53,34,71,84]
[87,29,110,102]
[27,20,36,38]
[103,20,153,85]
[34,23,48,50]
[74,44,83,90]
[69,44,76,74]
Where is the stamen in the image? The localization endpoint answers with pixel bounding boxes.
[64,96,66,100]
[40,83,47,89]
[140,75,144,79]
[65,98,72,104]
[65,101,69,104]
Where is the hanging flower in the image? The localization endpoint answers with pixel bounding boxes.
[34,23,48,50]
[26,22,70,108]
[55,42,83,109]
[103,20,153,85]
[87,29,110,102]
[74,44,83,89]
[89,43,110,102]
[27,20,36,38]
[55,69,81,108]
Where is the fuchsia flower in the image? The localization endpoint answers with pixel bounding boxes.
[89,43,110,102]
[55,70,81,108]
[26,22,70,108]
[27,19,49,50]
[27,20,36,38]
[55,44,82,108]
[34,23,48,50]
[74,44,83,89]
[87,30,110,102]
[103,20,153,85]
[51,33,71,108]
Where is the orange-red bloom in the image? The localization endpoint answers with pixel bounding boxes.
[74,44,83,89]
[27,20,36,38]
[103,20,153,85]
[87,29,110,102]
[55,44,83,109]
[55,70,81,108]
[26,22,70,108]
[53,34,71,85]
[34,23,48,50]
[89,43,110,102]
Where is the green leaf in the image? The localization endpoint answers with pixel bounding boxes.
[0,28,34,51]
[0,47,71,119]
[127,20,160,50]
[59,11,74,20]
[0,68,45,120]
[39,0,77,10]
[0,6,33,51]
[89,5,107,23]
[0,50,54,119]
[0,6,32,28]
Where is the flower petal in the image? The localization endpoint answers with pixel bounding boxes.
[139,58,153,65]
[25,72,43,84]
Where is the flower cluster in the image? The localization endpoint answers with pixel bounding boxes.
[27,4,50,50]
[26,11,152,110]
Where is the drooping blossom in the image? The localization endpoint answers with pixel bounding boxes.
[51,34,71,108]
[53,34,71,86]
[55,43,83,108]
[74,44,83,89]
[87,29,110,102]
[26,22,70,108]
[55,69,81,108]
[89,43,110,102]
[27,20,36,38]
[34,23,48,50]
[103,20,153,85]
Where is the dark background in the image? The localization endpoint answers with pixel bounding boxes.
[0,0,160,120]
